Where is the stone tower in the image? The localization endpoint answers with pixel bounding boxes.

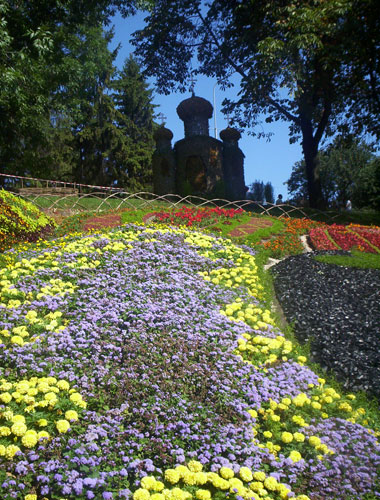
[152,95,246,200]
[220,127,246,201]
[175,95,225,198]
[152,126,176,195]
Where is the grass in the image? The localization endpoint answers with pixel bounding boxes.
[314,249,380,269]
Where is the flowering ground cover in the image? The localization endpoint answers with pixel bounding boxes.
[0,190,55,252]
[150,207,244,228]
[259,219,320,258]
[0,224,379,500]
[309,224,380,254]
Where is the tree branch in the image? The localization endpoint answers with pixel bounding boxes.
[194,5,300,125]
[314,98,331,146]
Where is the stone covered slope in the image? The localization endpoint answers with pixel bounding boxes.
[271,251,380,399]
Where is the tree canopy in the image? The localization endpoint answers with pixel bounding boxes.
[286,137,380,210]
[132,0,380,207]
[0,1,156,190]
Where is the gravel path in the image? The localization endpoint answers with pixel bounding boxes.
[271,251,380,399]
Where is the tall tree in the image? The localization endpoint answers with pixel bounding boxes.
[0,0,136,177]
[111,55,156,190]
[249,180,265,202]
[132,0,380,208]
[286,137,379,209]
[264,182,275,204]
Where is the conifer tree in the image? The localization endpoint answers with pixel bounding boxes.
[112,55,156,190]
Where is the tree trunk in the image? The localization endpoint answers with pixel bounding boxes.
[300,117,324,209]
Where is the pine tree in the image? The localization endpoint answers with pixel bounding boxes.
[112,55,156,190]
[264,182,274,204]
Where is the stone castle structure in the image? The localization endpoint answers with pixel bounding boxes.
[152,95,246,200]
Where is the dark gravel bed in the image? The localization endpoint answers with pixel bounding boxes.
[271,251,380,399]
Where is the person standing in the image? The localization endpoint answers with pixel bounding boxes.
[275,194,283,205]
[346,199,352,211]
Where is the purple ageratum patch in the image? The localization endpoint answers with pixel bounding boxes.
[1,225,379,499]
[303,418,380,498]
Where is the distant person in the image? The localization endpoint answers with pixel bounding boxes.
[346,199,352,211]
[275,194,283,205]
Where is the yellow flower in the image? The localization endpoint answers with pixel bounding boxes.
[293,432,305,442]
[193,472,208,485]
[65,410,79,421]
[164,469,180,484]
[11,333,25,345]
[12,414,26,423]
[5,444,21,459]
[252,471,266,482]
[263,476,278,491]
[309,436,321,447]
[24,495,38,500]
[239,466,253,482]
[11,422,27,436]
[281,431,293,443]
[38,419,48,427]
[56,419,70,434]
[141,477,157,490]
[289,450,302,463]
[250,481,263,492]
[219,467,234,479]
[0,392,12,403]
[195,490,211,500]
[56,380,70,391]
[151,495,165,500]
[270,414,280,422]
[21,430,38,448]
[188,460,203,472]
[37,431,50,441]
[133,489,151,500]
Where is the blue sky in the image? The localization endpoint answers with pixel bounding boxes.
[109,11,304,198]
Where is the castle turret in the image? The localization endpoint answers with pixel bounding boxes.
[220,127,246,200]
[176,95,213,137]
[174,95,224,197]
[152,126,176,195]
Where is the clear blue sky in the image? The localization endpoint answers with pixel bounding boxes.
[109,12,304,199]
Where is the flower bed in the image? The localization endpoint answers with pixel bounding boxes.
[260,219,319,258]
[0,225,379,499]
[308,228,339,251]
[309,223,380,254]
[151,206,243,227]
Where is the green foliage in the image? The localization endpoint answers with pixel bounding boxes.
[264,182,275,204]
[0,1,136,176]
[111,55,156,190]
[286,137,380,210]
[0,190,55,251]
[314,249,380,270]
[249,180,265,202]
[0,1,157,190]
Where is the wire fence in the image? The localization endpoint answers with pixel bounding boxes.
[0,173,342,222]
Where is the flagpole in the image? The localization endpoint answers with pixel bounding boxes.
[213,83,218,139]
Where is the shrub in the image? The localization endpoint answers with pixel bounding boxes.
[0,190,55,252]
